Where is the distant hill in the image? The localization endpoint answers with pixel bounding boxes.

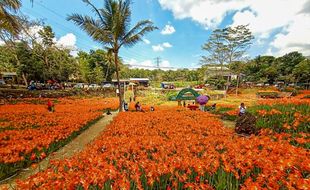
[306,56,310,59]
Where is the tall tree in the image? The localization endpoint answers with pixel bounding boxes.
[201,25,254,73]
[224,25,254,64]
[202,25,253,92]
[34,26,56,80]
[201,29,228,74]
[275,51,305,83]
[67,0,157,111]
[293,59,310,84]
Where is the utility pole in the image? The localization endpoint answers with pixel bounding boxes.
[153,57,161,91]
[154,57,161,69]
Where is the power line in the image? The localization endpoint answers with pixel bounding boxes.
[21,3,160,62]
[21,9,94,51]
[125,64,199,70]
[35,1,154,60]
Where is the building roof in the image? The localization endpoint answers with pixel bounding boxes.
[130,78,149,81]
[1,72,17,76]
[111,79,130,82]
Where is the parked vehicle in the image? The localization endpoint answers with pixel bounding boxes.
[161,82,175,89]
[0,79,5,85]
[102,83,113,88]
[256,83,264,87]
[195,84,205,89]
[73,83,84,88]
[89,84,100,88]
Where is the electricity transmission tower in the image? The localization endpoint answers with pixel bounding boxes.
[154,57,161,69]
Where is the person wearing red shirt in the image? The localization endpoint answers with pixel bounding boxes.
[47,100,54,112]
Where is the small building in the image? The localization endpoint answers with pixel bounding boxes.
[205,66,231,80]
[111,79,130,86]
[223,73,245,82]
[109,78,150,87]
[129,78,150,87]
[0,72,17,83]
[204,65,245,82]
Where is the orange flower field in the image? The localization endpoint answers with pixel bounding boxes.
[0,98,118,179]
[16,109,309,189]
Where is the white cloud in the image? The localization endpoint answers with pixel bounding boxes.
[125,58,154,69]
[18,25,78,52]
[18,25,44,44]
[140,60,154,67]
[152,42,173,52]
[152,44,165,52]
[159,0,310,56]
[70,50,79,57]
[161,60,171,67]
[56,33,77,50]
[265,48,274,56]
[159,0,248,29]
[270,14,310,56]
[162,42,172,48]
[161,24,176,35]
[143,38,151,44]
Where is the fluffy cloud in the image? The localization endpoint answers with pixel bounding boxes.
[126,59,153,67]
[143,38,151,44]
[18,26,78,51]
[19,26,78,54]
[56,33,77,50]
[159,0,247,29]
[162,42,172,48]
[161,24,176,35]
[152,42,173,52]
[160,60,171,67]
[158,0,310,56]
[269,14,310,56]
[152,44,165,52]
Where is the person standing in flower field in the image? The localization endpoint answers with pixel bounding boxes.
[47,100,54,112]
[239,102,246,116]
[150,106,155,112]
[135,102,141,111]
[116,88,120,97]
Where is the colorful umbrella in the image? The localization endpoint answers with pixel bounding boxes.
[196,95,209,105]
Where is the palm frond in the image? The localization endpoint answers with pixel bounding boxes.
[0,0,21,12]
[82,0,106,25]
[0,9,20,36]
[67,13,111,44]
[120,20,157,47]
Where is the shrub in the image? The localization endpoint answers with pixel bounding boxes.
[256,91,278,98]
[235,113,257,135]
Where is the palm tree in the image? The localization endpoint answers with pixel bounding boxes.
[68,0,157,111]
[0,0,21,37]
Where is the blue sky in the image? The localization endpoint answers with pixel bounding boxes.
[20,0,310,69]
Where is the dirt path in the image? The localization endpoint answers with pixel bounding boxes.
[0,112,118,189]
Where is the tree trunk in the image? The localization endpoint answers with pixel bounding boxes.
[13,54,28,86]
[105,64,110,81]
[22,72,28,86]
[114,50,123,111]
[236,74,239,96]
